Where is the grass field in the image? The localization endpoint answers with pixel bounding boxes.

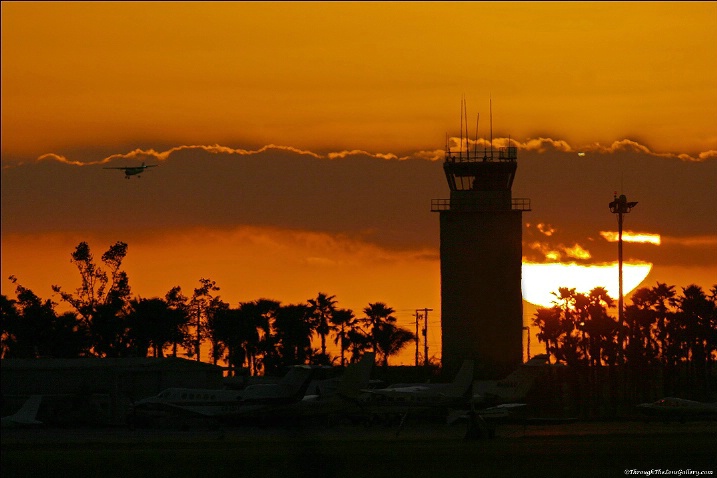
[2,421,716,478]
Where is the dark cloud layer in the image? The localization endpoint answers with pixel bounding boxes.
[2,144,716,268]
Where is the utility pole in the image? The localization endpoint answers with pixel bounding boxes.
[414,310,420,367]
[416,308,433,366]
[609,192,637,363]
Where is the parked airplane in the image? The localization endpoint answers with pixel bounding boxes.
[129,365,313,426]
[357,354,551,434]
[104,162,158,179]
[356,359,476,430]
[1,395,43,428]
[637,397,717,422]
[359,359,475,413]
[471,354,552,406]
[263,352,375,425]
[448,354,552,439]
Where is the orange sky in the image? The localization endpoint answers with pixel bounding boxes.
[2,2,716,157]
[2,2,716,365]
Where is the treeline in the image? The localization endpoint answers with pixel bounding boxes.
[1,241,416,375]
[532,284,717,368]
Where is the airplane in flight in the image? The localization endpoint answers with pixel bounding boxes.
[103,161,158,179]
[128,364,314,427]
[637,397,717,422]
[1,395,43,429]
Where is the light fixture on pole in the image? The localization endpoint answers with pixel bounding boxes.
[609,192,637,360]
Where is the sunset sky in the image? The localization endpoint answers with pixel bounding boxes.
[2,2,716,364]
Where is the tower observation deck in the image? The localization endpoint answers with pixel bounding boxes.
[432,145,530,379]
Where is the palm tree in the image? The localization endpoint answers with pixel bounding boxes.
[358,302,415,366]
[272,303,314,368]
[673,285,716,367]
[533,306,562,360]
[331,308,356,366]
[374,322,415,367]
[308,292,337,363]
[625,285,665,367]
[359,302,394,360]
[241,299,280,375]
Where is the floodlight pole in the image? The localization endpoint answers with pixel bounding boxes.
[609,193,637,361]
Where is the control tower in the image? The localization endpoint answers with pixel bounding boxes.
[432,140,530,379]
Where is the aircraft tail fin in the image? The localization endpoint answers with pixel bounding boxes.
[278,365,314,401]
[336,352,375,400]
[2,395,43,428]
[444,360,475,399]
[490,354,551,402]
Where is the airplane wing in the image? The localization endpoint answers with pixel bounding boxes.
[130,398,223,419]
[447,403,526,425]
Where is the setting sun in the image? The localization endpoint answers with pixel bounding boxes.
[522,262,653,308]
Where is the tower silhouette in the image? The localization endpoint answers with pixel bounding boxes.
[432,113,530,379]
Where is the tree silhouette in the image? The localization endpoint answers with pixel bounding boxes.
[164,286,191,357]
[7,276,92,358]
[233,299,281,375]
[186,278,220,362]
[308,292,338,364]
[374,322,415,367]
[625,284,670,367]
[211,306,250,375]
[204,296,230,366]
[534,283,717,371]
[576,287,618,366]
[358,302,415,367]
[1,294,20,357]
[533,307,561,360]
[3,278,55,357]
[1,280,90,359]
[272,303,314,369]
[331,307,357,366]
[51,241,131,357]
[672,284,716,366]
[533,287,617,366]
[50,311,91,358]
[126,297,183,358]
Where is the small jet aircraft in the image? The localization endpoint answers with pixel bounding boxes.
[360,354,550,416]
[356,354,551,435]
[637,397,717,422]
[447,354,553,437]
[262,352,376,425]
[356,359,476,431]
[470,354,552,406]
[1,395,43,428]
[129,365,314,427]
[104,161,158,179]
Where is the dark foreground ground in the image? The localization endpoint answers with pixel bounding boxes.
[2,420,716,478]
